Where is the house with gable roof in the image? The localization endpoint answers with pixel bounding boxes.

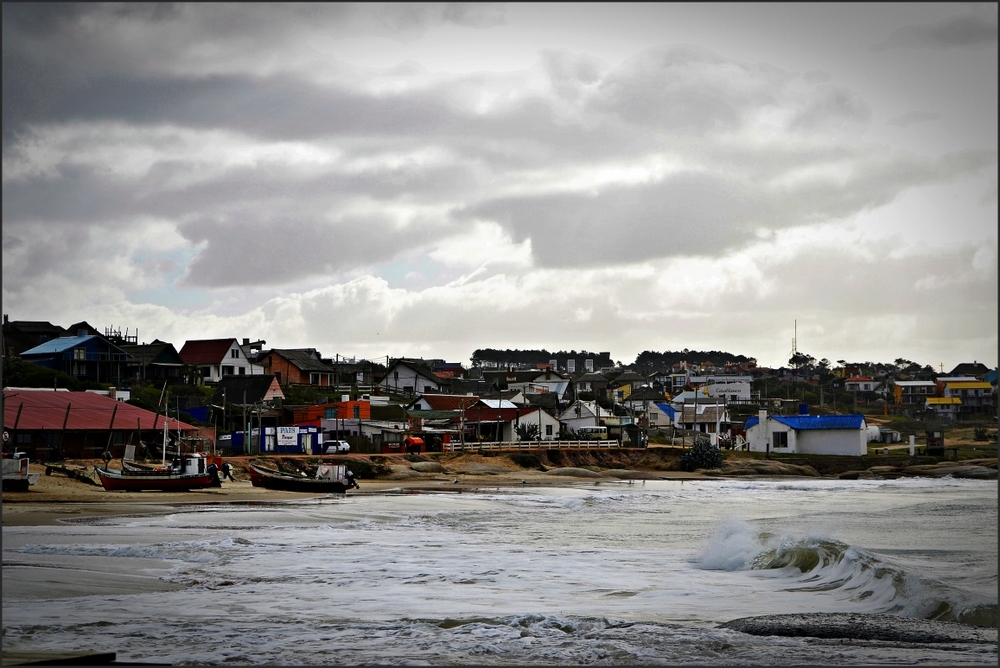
[120,339,189,384]
[257,348,335,386]
[378,360,447,396]
[179,338,263,383]
[2,316,68,356]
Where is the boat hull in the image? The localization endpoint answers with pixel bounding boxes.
[248,463,351,493]
[96,467,220,492]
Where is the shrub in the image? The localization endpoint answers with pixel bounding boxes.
[679,441,724,472]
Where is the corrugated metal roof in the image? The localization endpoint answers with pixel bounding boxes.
[927,397,962,405]
[3,389,197,432]
[21,335,97,355]
[944,381,991,390]
[477,399,518,409]
[745,414,865,430]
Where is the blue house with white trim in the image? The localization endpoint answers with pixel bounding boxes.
[20,335,130,384]
[744,411,867,456]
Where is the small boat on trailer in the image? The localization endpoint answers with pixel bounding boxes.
[2,452,41,492]
[96,452,221,492]
[248,462,359,494]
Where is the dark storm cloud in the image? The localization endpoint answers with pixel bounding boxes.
[462,174,754,266]
[177,214,432,287]
[461,148,996,266]
[872,9,998,51]
[591,45,794,134]
[787,86,872,134]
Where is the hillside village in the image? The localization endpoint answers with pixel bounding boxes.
[2,315,997,463]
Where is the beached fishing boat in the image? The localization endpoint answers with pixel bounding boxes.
[96,418,221,491]
[96,452,221,491]
[2,452,41,491]
[248,462,359,493]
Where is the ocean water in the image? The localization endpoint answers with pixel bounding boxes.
[3,476,997,665]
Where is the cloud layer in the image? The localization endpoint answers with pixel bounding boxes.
[2,4,996,368]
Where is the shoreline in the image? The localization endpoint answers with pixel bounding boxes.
[4,453,996,527]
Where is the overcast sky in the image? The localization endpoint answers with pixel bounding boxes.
[3,3,997,370]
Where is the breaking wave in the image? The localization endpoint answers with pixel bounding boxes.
[695,520,997,628]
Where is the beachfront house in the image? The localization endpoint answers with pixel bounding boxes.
[744,410,867,456]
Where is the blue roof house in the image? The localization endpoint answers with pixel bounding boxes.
[744,410,867,456]
[20,335,130,385]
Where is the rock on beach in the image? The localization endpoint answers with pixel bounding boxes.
[721,613,996,644]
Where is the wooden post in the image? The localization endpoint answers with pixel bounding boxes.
[62,403,72,430]
[13,402,24,429]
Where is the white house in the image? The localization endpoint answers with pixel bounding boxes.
[558,400,613,433]
[179,338,264,383]
[507,370,571,401]
[677,402,730,445]
[378,360,445,396]
[744,411,867,456]
[844,376,878,393]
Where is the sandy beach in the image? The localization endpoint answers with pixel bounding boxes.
[1,453,713,527]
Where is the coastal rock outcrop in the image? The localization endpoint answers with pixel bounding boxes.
[714,460,820,477]
[545,467,604,478]
[721,612,996,644]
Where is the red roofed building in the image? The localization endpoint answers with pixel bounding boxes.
[844,376,877,392]
[458,404,560,443]
[3,389,206,460]
[407,394,480,411]
[179,338,264,383]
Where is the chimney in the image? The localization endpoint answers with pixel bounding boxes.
[243,338,250,345]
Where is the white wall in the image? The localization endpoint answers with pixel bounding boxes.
[797,429,867,456]
[746,418,866,456]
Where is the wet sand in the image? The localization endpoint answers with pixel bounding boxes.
[2,456,709,527]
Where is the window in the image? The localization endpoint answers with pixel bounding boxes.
[353,406,360,419]
[222,365,235,376]
[202,367,211,377]
[310,373,319,385]
[231,349,239,359]
[773,431,788,448]
[650,411,658,420]
[403,385,413,393]
[545,424,553,436]
[424,385,433,392]
[17,433,32,444]
[74,348,86,360]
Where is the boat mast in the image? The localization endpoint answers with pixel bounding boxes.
[161,405,168,467]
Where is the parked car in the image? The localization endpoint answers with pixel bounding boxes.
[325,440,351,454]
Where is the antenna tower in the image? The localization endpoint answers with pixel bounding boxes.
[790,319,798,361]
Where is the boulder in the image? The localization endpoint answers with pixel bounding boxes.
[410,461,448,473]
[545,467,604,478]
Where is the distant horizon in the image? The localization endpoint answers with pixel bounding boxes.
[3,4,996,372]
[5,311,994,373]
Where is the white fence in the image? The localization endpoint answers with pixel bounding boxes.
[444,440,624,452]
